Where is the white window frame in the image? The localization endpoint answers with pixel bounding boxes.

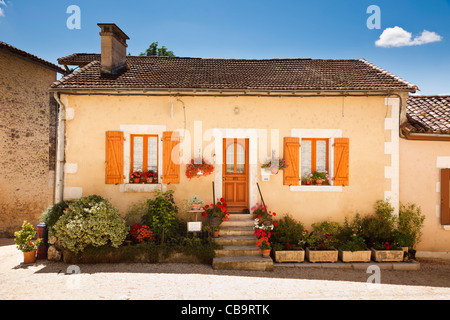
[119,124,166,193]
[290,129,343,192]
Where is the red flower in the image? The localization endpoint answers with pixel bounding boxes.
[220,198,225,202]
[273,222,278,227]
[286,243,291,248]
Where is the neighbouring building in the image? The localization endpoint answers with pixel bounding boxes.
[0,41,65,236]
[53,23,450,256]
[400,95,450,257]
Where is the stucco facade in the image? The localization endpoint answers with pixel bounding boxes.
[59,92,407,231]
[0,47,61,236]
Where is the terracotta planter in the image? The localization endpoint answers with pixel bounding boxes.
[133,178,140,183]
[306,248,338,263]
[213,231,220,238]
[145,177,153,184]
[338,249,372,262]
[305,180,311,185]
[274,250,305,263]
[262,249,271,258]
[23,250,36,264]
[191,203,202,211]
[315,179,323,185]
[371,248,404,262]
[271,168,279,175]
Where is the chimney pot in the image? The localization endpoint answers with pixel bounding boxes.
[97,23,129,75]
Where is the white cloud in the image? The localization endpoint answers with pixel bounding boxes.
[0,8,4,17]
[375,26,442,48]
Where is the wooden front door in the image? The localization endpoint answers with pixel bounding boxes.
[223,138,249,213]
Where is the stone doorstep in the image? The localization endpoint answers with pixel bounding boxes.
[215,245,261,257]
[213,256,274,271]
[214,235,257,246]
[273,261,421,271]
[219,226,254,236]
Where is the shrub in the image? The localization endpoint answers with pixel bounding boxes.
[395,203,425,249]
[355,200,397,248]
[271,214,305,250]
[306,221,340,250]
[40,200,72,235]
[53,195,128,254]
[142,190,179,244]
[336,216,367,251]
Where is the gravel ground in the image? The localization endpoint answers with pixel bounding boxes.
[1,238,450,300]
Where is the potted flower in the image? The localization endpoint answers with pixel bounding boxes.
[311,171,329,185]
[261,158,288,175]
[256,236,271,258]
[130,171,143,183]
[143,170,157,184]
[371,241,404,262]
[203,225,220,238]
[305,221,340,263]
[336,217,371,262]
[271,214,306,263]
[188,195,204,211]
[302,174,312,185]
[185,158,214,179]
[14,221,43,264]
[201,198,230,226]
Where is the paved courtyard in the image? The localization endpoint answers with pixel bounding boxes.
[1,239,450,300]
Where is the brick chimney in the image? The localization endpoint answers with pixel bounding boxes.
[97,23,129,75]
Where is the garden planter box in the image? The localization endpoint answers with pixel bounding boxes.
[306,248,338,263]
[274,250,305,263]
[370,248,404,262]
[338,249,371,262]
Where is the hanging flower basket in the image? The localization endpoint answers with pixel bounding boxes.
[261,158,288,174]
[185,158,214,179]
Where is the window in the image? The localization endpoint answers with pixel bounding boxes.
[301,138,329,185]
[130,134,158,182]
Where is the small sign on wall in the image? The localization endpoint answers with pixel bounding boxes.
[187,221,202,232]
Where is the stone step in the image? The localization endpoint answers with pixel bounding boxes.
[215,235,257,246]
[215,245,261,257]
[212,256,274,271]
[220,226,254,236]
[221,219,254,228]
[227,214,254,220]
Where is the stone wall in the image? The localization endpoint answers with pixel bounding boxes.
[0,50,58,236]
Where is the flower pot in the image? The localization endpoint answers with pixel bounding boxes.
[209,216,220,226]
[306,248,338,263]
[23,250,36,264]
[305,180,311,185]
[370,248,404,262]
[133,178,140,184]
[338,249,371,262]
[145,177,153,184]
[262,249,271,258]
[271,168,279,175]
[191,203,202,211]
[315,179,323,185]
[274,250,305,263]
[213,231,220,238]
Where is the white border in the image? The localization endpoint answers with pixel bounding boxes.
[289,128,343,192]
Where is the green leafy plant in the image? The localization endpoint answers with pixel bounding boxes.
[311,171,329,181]
[396,203,425,249]
[14,221,43,252]
[40,200,72,235]
[142,190,179,245]
[271,214,306,250]
[336,216,368,251]
[306,221,340,250]
[53,195,128,254]
[187,195,204,206]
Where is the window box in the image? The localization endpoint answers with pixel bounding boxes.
[305,248,338,263]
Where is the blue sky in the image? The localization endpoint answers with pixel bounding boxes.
[1,0,449,94]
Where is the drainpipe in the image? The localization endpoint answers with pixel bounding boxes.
[53,92,65,204]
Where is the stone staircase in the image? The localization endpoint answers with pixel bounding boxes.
[212,214,274,271]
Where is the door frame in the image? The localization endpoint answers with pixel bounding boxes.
[213,128,258,213]
[222,138,249,212]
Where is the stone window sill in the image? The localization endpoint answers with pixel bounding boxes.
[290,185,343,192]
[119,183,163,193]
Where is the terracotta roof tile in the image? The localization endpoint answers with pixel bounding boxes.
[406,95,450,134]
[0,41,66,74]
[52,54,417,92]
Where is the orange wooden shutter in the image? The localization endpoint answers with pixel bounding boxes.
[283,137,300,186]
[334,138,349,186]
[441,169,450,225]
[162,131,180,184]
[105,131,124,184]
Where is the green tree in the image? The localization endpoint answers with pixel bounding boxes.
[140,42,175,57]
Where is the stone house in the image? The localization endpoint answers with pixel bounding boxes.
[400,95,450,257]
[0,41,65,236]
[51,23,450,259]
